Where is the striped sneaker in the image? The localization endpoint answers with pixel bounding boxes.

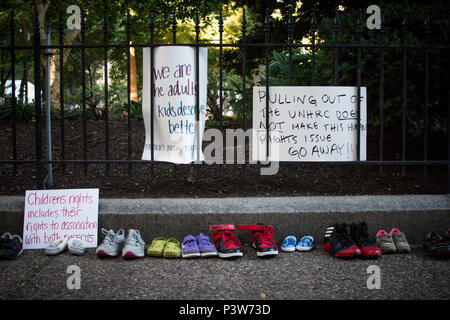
[323,223,361,258]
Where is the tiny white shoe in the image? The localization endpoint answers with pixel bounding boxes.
[45,238,68,255]
[68,239,86,255]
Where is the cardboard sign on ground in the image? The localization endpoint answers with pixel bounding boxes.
[23,189,99,249]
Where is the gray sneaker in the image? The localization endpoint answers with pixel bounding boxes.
[375,229,396,253]
[390,228,411,253]
[122,229,145,259]
[96,228,125,257]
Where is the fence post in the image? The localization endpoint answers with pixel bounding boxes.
[103,2,110,176]
[10,11,17,175]
[264,8,270,161]
[45,26,54,188]
[33,10,44,189]
[149,11,155,177]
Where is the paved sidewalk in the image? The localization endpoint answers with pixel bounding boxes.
[1,245,448,300]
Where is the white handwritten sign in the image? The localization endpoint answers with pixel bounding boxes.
[23,189,99,249]
[142,46,208,164]
[252,86,367,162]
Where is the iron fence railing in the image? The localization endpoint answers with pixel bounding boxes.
[0,5,449,192]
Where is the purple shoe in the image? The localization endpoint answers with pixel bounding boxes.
[181,235,200,258]
[196,233,218,258]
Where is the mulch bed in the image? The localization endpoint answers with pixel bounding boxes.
[0,120,447,198]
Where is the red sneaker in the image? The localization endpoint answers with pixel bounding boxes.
[238,224,278,258]
[209,224,243,259]
[323,223,361,258]
[349,222,382,259]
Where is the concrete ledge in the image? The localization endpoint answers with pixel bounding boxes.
[1,194,448,214]
[1,195,448,245]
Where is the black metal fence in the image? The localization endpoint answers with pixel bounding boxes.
[1,5,449,193]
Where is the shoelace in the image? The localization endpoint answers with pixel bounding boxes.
[353,226,372,247]
[335,225,354,247]
[183,237,197,247]
[393,232,407,243]
[299,237,313,247]
[216,230,241,248]
[126,231,142,247]
[358,235,373,247]
[283,236,296,246]
[197,236,211,246]
[101,228,115,245]
[255,226,278,250]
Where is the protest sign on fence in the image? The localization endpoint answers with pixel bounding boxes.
[252,86,367,162]
[142,46,208,164]
[22,189,99,249]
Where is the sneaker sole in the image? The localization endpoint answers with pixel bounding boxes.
[361,247,382,259]
[251,243,278,257]
[362,251,381,259]
[69,248,85,255]
[426,250,450,258]
[218,251,243,259]
[0,249,23,259]
[296,246,313,252]
[182,252,201,258]
[323,242,361,258]
[96,250,118,258]
[334,249,361,258]
[200,251,218,258]
[256,250,278,258]
[122,251,144,259]
[281,247,296,252]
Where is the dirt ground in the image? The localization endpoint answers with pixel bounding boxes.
[0,120,447,198]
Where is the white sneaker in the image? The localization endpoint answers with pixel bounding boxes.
[122,229,145,259]
[96,228,125,257]
[45,238,68,255]
[68,239,86,255]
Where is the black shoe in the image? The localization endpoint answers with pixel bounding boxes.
[0,234,23,259]
[349,222,382,259]
[323,223,361,258]
[423,230,450,258]
[0,232,12,251]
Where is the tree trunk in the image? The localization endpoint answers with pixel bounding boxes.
[130,46,138,103]
[36,1,80,108]
[49,28,80,107]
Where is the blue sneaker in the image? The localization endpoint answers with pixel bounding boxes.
[281,234,297,252]
[296,234,314,251]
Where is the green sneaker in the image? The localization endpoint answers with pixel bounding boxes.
[375,230,396,253]
[390,228,411,253]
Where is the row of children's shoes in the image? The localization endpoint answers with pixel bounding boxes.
[96,228,217,259]
[322,222,412,259]
[95,224,280,260]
